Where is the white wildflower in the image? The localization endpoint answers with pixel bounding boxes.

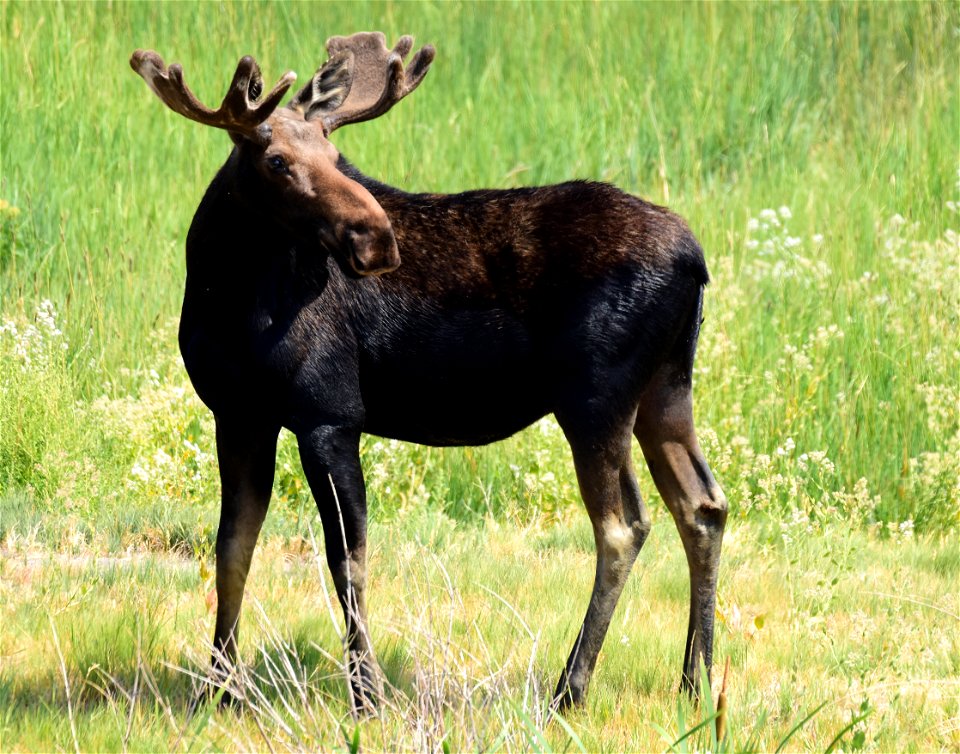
[130,462,150,483]
[759,208,781,227]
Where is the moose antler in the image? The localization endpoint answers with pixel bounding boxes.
[290,32,435,134]
[130,50,297,142]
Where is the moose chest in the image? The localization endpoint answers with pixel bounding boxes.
[178,269,357,425]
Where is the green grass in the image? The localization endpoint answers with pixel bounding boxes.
[1,1,958,750]
[1,516,957,751]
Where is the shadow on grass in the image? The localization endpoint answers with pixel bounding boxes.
[1,625,419,727]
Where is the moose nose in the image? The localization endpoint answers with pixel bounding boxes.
[344,226,400,276]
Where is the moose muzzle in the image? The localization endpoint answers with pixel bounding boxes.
[343,225,400,276]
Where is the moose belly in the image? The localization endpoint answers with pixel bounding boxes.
[358,318,555,446]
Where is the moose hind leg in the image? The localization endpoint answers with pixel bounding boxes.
[635,378,727,696]
[552,422,652,709]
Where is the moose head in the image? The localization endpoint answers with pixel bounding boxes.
[130,33,434,276]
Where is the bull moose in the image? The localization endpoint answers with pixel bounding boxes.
[129,32,727,713]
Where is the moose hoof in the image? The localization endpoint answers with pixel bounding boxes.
[348,666,382,718]
[551,675,586,713]
[680,671,703,700]
[192,681,241,713]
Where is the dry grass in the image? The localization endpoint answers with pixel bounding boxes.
[1,515,957,752]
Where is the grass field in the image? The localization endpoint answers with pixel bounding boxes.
[3,517,958,751]
[1,1,958,751]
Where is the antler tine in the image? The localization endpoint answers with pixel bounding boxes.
[320,32,435,134]
[130,50,297,140]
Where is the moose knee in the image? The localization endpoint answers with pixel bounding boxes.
[677,496,727,565]
[329,552,368,596]
[594,515,645,589]
[699,483,728,521]
[681,473,728,531]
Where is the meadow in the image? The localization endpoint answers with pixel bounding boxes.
[1,1,958,751]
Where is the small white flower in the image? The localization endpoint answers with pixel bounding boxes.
[759,209,780,228]
[778,205,792,220]
[776,437,795,457]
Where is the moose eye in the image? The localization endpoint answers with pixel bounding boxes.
[266,155,289,175]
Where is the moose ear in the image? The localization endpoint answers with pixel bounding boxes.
[288,51,354,123]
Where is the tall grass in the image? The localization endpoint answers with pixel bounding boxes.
[1,1,956,534]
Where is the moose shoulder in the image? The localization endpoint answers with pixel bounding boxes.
[131,32,727,715]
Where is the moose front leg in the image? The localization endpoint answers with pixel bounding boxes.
[297,425,382,715]
[211,419,279,697]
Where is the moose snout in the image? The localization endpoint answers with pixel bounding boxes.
[343,225,400,276]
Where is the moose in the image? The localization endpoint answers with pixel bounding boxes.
[130,32,727,713]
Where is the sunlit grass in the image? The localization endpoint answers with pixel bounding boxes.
[1,518,957,751]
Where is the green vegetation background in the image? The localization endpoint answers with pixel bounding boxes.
[2,1,956,539]
[1,2,958,751]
